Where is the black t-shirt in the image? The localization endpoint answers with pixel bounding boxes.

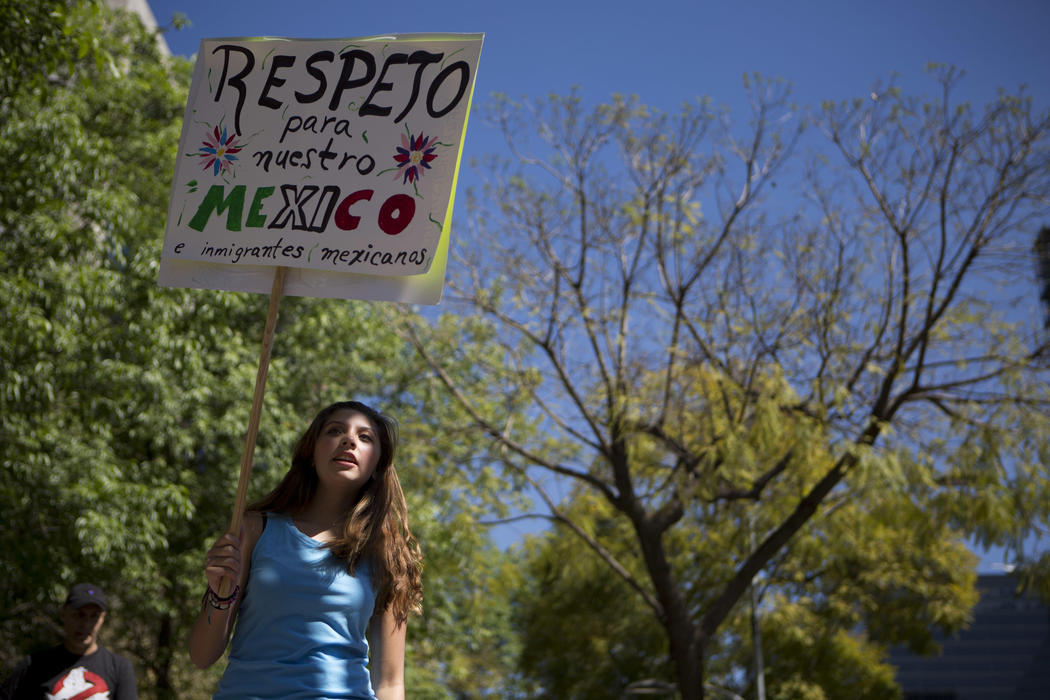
[0,645,137,700]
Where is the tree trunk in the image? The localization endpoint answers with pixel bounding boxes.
[671,632,704,700]
[153,614,175,700]
[630,509,705,699]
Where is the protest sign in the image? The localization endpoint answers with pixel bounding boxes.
[160,33,483,304]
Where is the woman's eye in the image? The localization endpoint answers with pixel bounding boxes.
[359,434,372,442]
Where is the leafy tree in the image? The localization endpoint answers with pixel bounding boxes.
[507,367,979,698]
[0,0,83,100]
[510,491,673,699]
[1,4,523,698]
[1,2,198,677]
[407,70,1050,697]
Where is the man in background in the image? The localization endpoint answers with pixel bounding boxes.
[0,583,137,699]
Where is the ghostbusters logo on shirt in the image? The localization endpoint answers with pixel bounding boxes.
[47,666,111,700]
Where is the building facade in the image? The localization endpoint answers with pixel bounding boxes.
[889,574,1050,699]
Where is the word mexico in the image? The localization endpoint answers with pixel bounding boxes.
[214,44,472,136]
[185,183,425,267]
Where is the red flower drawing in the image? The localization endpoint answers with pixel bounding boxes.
[393,132,438,185]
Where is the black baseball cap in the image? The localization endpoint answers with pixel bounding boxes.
[64,583,107,610]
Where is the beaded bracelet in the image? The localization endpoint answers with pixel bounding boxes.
[201,585,240,621]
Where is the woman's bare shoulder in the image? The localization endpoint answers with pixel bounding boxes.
[242,511,266,551]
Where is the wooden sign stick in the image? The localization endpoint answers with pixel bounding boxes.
[220,265,287,596]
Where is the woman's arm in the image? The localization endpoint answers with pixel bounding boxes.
[187,512,263,669]
[369,607,407,700]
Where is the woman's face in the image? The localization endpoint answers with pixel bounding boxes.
[312,408,382,495]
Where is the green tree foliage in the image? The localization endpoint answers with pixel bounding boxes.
[394,312,538,699]
[509,367,979,698]
[0,0,83,99]
[409,71,1050,697]
[511,491,673,699]
[1,4,522,698]
[1,6,203,683]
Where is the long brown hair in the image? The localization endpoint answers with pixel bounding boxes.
[249,400,423,624]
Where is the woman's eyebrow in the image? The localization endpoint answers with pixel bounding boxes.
[324,419,374,435]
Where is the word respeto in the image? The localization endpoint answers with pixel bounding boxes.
[213,45,471,135]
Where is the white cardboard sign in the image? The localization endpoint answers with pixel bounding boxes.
[159,34,483,304]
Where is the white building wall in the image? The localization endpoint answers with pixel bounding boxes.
[106,0,170,55]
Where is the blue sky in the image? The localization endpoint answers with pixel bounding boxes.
[152,0,1049,146]
[148,0,1049,568]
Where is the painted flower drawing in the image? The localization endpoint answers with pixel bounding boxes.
[199,126,241,176]
[393,132,438,185]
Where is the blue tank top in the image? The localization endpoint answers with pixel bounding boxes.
[214,512,377,699]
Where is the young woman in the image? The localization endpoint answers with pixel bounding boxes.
[188,401,423,700]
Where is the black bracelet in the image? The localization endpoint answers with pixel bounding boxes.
[202,584,240,611]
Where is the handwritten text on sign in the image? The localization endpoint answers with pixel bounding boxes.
[163,35,482,278]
